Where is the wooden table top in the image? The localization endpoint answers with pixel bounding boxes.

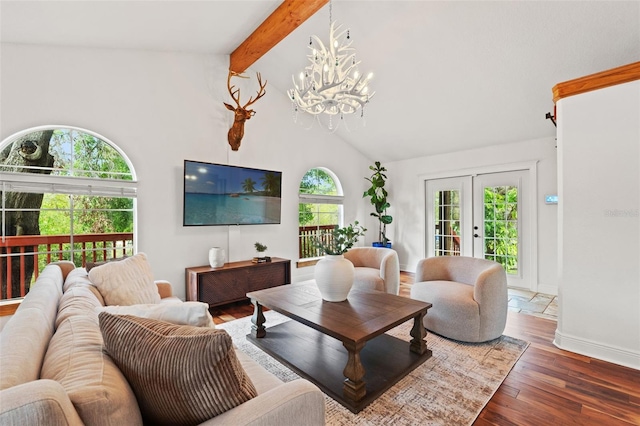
[246,281,432,345]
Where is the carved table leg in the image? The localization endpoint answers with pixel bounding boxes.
[250,299,266,338]
[342,340,366,403]
[410,310,428,354]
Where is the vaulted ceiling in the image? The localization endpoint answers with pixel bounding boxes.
[2,1,639,162]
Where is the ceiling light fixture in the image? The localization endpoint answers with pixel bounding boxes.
[287,1,375,131]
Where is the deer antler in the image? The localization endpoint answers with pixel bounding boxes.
[227,70,248,107]
[243,72,267,108]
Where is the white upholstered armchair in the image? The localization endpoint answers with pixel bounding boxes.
[410,256,508,343]
[343,247,400,295]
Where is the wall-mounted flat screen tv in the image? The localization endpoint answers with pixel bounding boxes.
[183,160,282,226]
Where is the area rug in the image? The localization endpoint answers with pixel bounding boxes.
[218,311,529,425]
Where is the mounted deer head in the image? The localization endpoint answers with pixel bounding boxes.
[223,71,267,151]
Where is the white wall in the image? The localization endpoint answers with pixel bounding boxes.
[555,80,640,370]
[0,43,373,300]
[386,136,558,294]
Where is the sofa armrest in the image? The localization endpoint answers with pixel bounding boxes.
[155,280,173,299]
[198,379,325,426]
[0,379,84,426]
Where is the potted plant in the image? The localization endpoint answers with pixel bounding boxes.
[314,221,367,255]
[253,242,270,263]
[313,221,366,302]
[363,161,393,247]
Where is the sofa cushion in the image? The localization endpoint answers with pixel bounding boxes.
[41,285,143,425]
[88,252,160,306]
[62,267,105,304]
[98,301,215,328]
[99,312,257,425]
[0,264,63,390]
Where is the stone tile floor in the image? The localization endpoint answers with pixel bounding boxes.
[507,288,557,321]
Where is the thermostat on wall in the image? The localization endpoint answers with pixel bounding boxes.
[545,195,558,204]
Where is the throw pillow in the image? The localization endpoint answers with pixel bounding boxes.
[98,312,257,425]
[89,252,160,306]
[86,255,129,272]
[98,301,215,328]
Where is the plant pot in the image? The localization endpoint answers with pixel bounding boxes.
[208,247,225,268]
[314,254,355,302]
[372,242,392,248]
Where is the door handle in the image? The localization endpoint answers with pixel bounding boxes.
[474,233,480,238]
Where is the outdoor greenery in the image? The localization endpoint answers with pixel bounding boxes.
[298,168,339,227]
[313,221,366,255]
[483,186,518,274]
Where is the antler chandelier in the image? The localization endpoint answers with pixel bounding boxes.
[288,4,374,130]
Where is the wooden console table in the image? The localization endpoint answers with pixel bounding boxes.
[185,258,290,307]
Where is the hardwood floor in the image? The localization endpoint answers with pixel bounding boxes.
[210,273,640,425]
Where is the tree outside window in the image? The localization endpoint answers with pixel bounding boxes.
[0,127,136,300]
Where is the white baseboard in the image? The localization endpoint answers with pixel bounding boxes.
[536,283,558,296]
[400,264,411,273]
[554,330,640,371]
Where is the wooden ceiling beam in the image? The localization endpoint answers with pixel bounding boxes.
[229,0,328,74]
[552,61,640,103]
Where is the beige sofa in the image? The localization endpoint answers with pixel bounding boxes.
[0,262,325,426]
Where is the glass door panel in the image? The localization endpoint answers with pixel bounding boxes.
[426,177,472,257]
[473,171,530,288]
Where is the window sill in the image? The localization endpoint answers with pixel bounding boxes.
[0,299,22,317]
[296,258,321,268]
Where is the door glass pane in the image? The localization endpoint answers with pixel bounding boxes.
[483,186,518,274]
[434,190,461,256]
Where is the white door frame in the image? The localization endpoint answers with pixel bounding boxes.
[420,161,539,291]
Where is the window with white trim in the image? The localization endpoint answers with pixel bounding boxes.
[0,126,137,300]
[298,168,343,260]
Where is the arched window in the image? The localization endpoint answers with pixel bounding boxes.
[0,126,137,300]
[298,168,343,261]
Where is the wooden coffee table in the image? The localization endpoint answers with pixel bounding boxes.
[246,282,432,413]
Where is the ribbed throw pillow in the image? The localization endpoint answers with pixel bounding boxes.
[98,312,257,425]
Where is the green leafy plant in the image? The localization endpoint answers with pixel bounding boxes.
[314,221,367,255]
[254,242,268,253]
[363,161,392,244]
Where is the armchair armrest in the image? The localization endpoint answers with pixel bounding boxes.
[415,258,450,282]
[155,280,173,299]
[0,379,84,426]
[199,379,325,426]
[380,250,400,295]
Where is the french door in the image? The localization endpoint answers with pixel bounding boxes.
[425,170,531,289]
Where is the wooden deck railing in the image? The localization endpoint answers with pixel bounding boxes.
[299,225,336,259]
[1,232,133,299]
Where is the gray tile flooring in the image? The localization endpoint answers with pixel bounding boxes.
[508,288,558,321]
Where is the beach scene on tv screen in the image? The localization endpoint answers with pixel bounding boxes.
[184,162,282,225]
